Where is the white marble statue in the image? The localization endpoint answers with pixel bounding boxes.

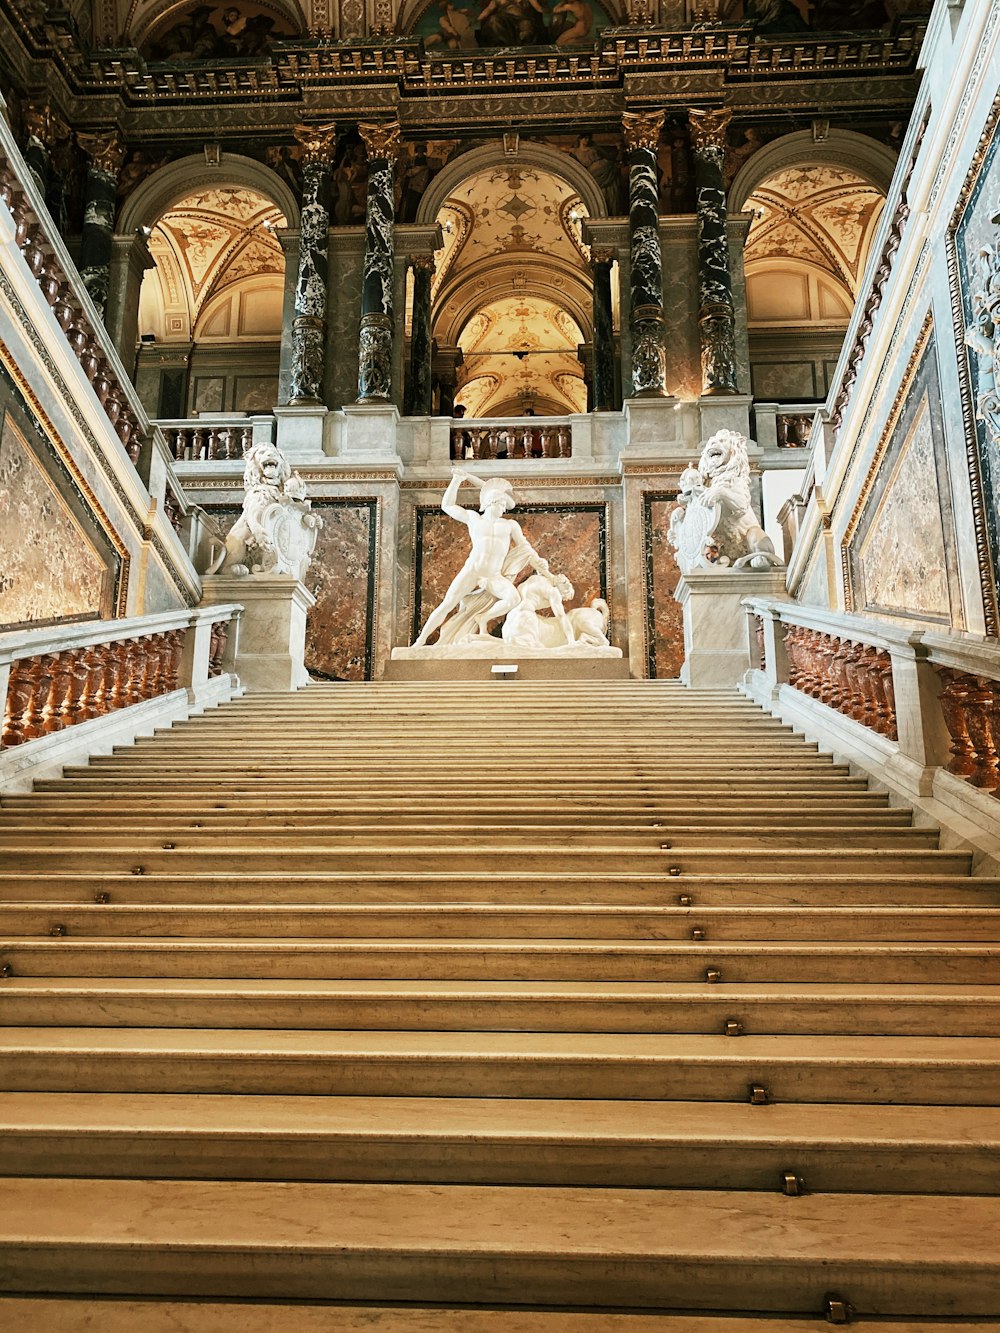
[410,470,616,654]
[668,429,783,574]
[206,441,323,580]
[965,241,1000,451]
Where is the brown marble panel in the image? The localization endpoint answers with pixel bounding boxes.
[204,500,376,681]
[644,494,685,679]
[413,504,607,643]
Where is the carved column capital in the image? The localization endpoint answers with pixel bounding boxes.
[590,248,616,267]
[292,121,338,167]
[410,254,436,273]
[77,130,126,179]
[25,101,69,147]
[621,110,665,155]
[359,119,402,164]
[688,107,732,162]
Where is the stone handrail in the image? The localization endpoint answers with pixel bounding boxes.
[158,415,277,464]
[742,595,1000,809]
[0,604,241,751]
[450,419,573,462]
[0,116,151,464]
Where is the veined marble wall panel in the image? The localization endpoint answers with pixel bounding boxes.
[202,499,377,679]
[411,503,608,645]
[845,335,962,626]
[660,222,702,402]
[953,112,1000,629]
[642,492,685,679]
[326,233,365,410]
[797,541,830,609]
[0,366,121,628]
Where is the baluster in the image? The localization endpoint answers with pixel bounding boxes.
[61,648,91,726]
[209,622,228,677]
[20,655,57,739]
[106,640,133,711]
[145,634,167,698]
[1,659,34,747]
[174,430,185,460]
[41,651,75,733]
[559,425,571,458]
[936,667,978,779]
[165,629,186,690]
[753,616,765,673]
[784,626,803,689]
[962,677,1000,790]
[241,426,253,453]
[133,636,155,701]
[841,641,868,726]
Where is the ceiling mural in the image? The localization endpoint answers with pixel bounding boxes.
[743,165,886,307]
[139,185,286,341]
[410,0,612,49]
[456,296,586,417]
[433,162,592,416]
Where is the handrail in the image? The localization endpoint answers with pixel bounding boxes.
[0,604,241,751]
[743,595,1000,806]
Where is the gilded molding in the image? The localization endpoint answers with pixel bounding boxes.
[687,107,732,157]
[292,122,338,166]
[359,120,402,164]
[76,129,125,176]
[622,110,664,154]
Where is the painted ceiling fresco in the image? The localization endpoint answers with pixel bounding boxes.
[139,186,286,342]
[745,166,885,293]
[434,163,590,416]
[139,3,300,60]
[410,0,611,49]
[456,296,586,416]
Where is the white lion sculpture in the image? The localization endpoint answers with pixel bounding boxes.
[206,441,322,580]
[668,429,783,574]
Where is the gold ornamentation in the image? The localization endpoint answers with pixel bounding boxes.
[621,110,664,154]
[359,120,402,163]
[76,130,126,177]
[411,254,436,272]
[590,248,616,266]
[292,122,338,166]
[687,107,732,156]
[24,103,69,147]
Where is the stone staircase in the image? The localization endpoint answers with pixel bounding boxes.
[0,679,997,1331]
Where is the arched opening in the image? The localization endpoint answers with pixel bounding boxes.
[422,154,600,419]
[740,160,887,403]
[133,184,287,419]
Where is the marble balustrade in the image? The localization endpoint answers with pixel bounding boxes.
[0,134,147,463]
[166,422,256,462]
[450,421,573,462]
[0,605,241,751]
[743,596,1000,806]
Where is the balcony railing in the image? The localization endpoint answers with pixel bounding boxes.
[450,418,573,462]
[157,415,276,463]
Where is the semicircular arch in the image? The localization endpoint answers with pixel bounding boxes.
[117,153,299,235]
[124,0,307,52]
[416,139,608,227]
[434,255,594,347]
[728,129,897,215]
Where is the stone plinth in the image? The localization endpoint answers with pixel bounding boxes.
[674,568,786,689]
[273,405,327,462]
[387,644,629,680]
[341,401,400,461]
[201,574,316,692]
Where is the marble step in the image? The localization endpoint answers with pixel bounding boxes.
[3,938,995,983]
[3,977,997,1036]
[1,1094,996,1194]
[0,904,991,942]
[0,824,938,850]
[1,1306,993,1333]
[2,1028,998,1101]
[1,846,966,876]
[27,770,873,789]
[1,1178,998,1314]
[1,872,991,907]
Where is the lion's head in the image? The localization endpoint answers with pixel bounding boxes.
[243,442,290,492]
[698,430,751,493]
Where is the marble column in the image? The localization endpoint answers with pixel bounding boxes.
[23,103,65,196]
[591,248,616,411]
[689,107,738,395]
[408,254,435,416]
[357,119,401,403]
[622,110,667,397]
[287,122,337,406]
[76,130,126,321]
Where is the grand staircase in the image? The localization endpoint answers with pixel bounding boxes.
[0,679,998,1330]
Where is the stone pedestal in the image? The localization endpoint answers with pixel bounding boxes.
[622,395,684,457]
[341,401,401,460]
[273,405,327,462]
[387,645,629,681]
[201,575,316,692]
[697,393,753,444]
[675,568,786,688]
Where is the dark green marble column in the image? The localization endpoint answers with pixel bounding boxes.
[287,122,337,405]
[590,248,616,411]
[76,131,125,320]
[689,107,738,395]
[622,109,667,397]
[408,255,435,416]
[357,119,401,402]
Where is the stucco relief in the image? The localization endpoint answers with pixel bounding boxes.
[0,414,109,627]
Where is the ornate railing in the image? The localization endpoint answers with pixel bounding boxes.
[743,597,1000,817]
[0,605,240,752]
[450,420,572,462]
[157,415,276,464]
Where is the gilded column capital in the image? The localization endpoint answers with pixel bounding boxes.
[292,121,338,167]
[77,130,126,177]
[25,102,69,147]
[359,119,402,164]
[621,110,665,154]
[688,108,733,159]
[590,248,616,267]
[411,254,436,272]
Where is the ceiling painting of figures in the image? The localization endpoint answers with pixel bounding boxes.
[410,0,612,50]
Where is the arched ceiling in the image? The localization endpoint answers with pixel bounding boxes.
[456,296,585,417]
[139,184,286,342]
[433,162,591,417]
[743,164,885,324]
